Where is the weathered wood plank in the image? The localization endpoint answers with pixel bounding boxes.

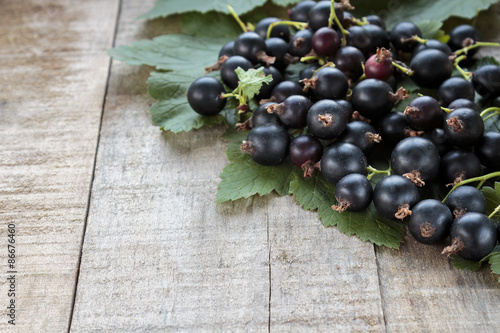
[376,6,500,331]
[71,0,387,331]
[0,0,119,331]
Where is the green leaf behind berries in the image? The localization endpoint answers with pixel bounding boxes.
[235,67,274,100]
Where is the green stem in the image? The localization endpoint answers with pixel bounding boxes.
[392,61,414,76]
[483,111,500,122]
[454,42,500,56]
[266,21,308,39]
[227,5,248,33]
[441,106,453,113]
[300,55,320,62]
[480,107,500,117]
[329,0,349,46]
[366,165,391,181]
[488,205,500,219]
[412,35,429,44]
[442,171,500,202]
[353,17,369,26]
[454,55,472,81]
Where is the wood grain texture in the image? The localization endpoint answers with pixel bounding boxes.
[70,0,386,331]
[0,0,119,331]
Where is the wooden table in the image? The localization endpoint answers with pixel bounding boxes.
[1,0,500,331]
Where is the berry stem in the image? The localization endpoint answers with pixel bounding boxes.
[454,42,500,56]
[454,55,473,81]
[266,21,308,39]
[480,107,500,122]
[366,165,391,180]
[329,0,349,46]
[227,5,249,33]
[443,171,500,202]
[488,204,500,219]
[353,17,369,26]
[411,35,429,44]
[392,60,414,76]
[441,106,453,113]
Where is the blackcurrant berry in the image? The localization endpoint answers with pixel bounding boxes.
[267,94,312,129]
[448,99,480,113]
[475,132,500,170]
[289,29,314,57]
[270,80,305,103]
[254,17,290,41]
[472,65,500,100]
[332,46,366,80]
[410,49,452,89]
[241,124,290,166]
[308,67,349,100]
[365,15,386,30]
[219,41,235,58]
[373,175,420,221]
[437,77,475,107]
[443,107,484,148]
[337,121,381,155]
[307,99,348,140]
[440,149,481,185]
[320,142,368,185]
[403,95,443,130]
[408,199,453,244]
[247,102,282,129]
[220,56,253,89]
[289,134,323,177]
[312,27,340,57]
[445,186,487,219]
[234,31,274,65]
[443,212,497,261]
[332,174,373,212]
[265,38,293,72]
[308,0,344,32]
[346,26,372,56]
[363,24,390,54]
[187,76,226,116]
[289,0,316,22]
[256,66,283,100]
[412,39,452,57]
[448,24,481,56]
[376,112,413,147]
[390,21,422,53]
[351,79,396,121]
[391,136,441,187]
[364,48,394,81]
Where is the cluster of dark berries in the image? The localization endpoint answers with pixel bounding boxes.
[186,0,500,261]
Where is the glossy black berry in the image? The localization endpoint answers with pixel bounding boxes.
[256,66,283,100]
[307,99,348,140]
[312,27,340,56]
[333,174,373,212]
[219,41,235,58]
[351,79,395,121]
[443,107,484,148]
[268,94,312,129]
[187,76,226,116]
[220,56,253,89]
[410,49,453,89]
[445,186,487,219]
[437,77,475,107]
[270,80,305,103]
[475,132,500,170]
[337,121,381,155]
[404,95,443,130]
[308,0,344,32]
[309,67,349,100]
[408,199,453,244]
[346,26,372,56]
[289,0,316,22]
[412,39,452,57]
[376,112,411,147]
[448,99,480,113]
[365,15,386,30]
[241,124,290,166]
[373,175,420,221]
[440,149,481,185]
[254,17,290,41]
[234,31,272,65]
[332,46,366,80]
[249,102,282,128]
[289,29,313,57]
[391,136,441,186]
[289,135,323,177]
[443,212,497,261]
[448,24,481,56]
[390,21,422,53]
[472,65,500,100]
[265,38,292,72]
[363,24,390,54]
[320,142,368,185]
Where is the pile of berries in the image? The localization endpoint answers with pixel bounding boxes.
[186,0,500,261]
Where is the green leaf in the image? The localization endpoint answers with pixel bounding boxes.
[351,0,499,29]
[271,0,301,6]
[108,34,231,76]
[488,252,500,283]
[180,12,241,38]
[216,135,294,203]
[289,170,406,249]
[481,184,500,219]
[417,20,443,39]
[449,254,483,271]
[139,0,267,20]
[235,67,274,100]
